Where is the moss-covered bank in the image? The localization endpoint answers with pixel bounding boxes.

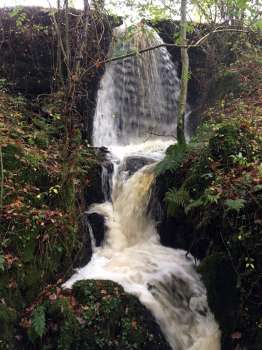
[18,280,170,350]
[0,89,114,348]
[151,50,262,349]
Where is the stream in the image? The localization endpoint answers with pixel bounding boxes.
[64,25,221,350]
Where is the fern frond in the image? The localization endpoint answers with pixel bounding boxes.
[32,305,46,337]
[165,187,190,216]
[155,143,187,176]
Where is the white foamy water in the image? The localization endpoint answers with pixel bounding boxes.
[64,25,221,350]
[93,25,180,147]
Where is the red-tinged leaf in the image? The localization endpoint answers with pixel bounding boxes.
[49,293,57,302]
[76,316,85,325]
[42,234,49,242]
[231,331,242,340]
[70,296,77,307]
[8,280,17,289]
[56,287,62,295]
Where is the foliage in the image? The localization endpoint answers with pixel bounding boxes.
[225,198,246,212]
[0,89,102,348]
[165,187,190,215]
[156,50,262,349]
[155,143,188,175]
[21,280,171,350]
[0,253,4,272]
[0,304,17,347]
[31,305,46,338]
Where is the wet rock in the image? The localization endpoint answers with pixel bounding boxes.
[23,280,171,350]
[85,149,113,206]
[121,156,155,176]
[88,213,106,247]
[149,174,202,258]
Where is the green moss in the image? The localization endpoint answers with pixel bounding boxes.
[2,143,23,171]
[209,124,239,165]
[156,117,262,349]
[208,70,242,103]
[0,304,17,347]
[24,280,171,350]
[198,254,239,334]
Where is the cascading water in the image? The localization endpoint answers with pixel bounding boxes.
[93,25,180,147]
[64,25,221,350]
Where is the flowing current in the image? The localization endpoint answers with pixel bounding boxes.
[64,26,221,350]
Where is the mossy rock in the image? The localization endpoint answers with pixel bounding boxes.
[198,253,239,347]
[24,280,171,350]
[2,143,23,171]
[208,70,242,103]
[208,122,258,167]
[208,124,239,165]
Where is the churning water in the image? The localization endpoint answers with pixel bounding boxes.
[64,25,221,350]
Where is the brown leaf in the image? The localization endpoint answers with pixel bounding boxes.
[42,234,49,242]
[20,318,32,329]
[49,293,57,302]
[8,280,17,289]
[131,320,137,329]
[231,331,242,340]
[76,316,85,325]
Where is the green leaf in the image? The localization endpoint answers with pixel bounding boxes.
[225,199,246,212]
[155,143,187,175]
[165,187,190,215]
[185,197,204,214]
[0,254,5,272]
[32,305,46,337]
[254,184,262,192]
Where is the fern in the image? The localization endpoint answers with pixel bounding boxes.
[225,199,246,212]
[155,143,187,176]
[0,253,4,271]
[165,187,190,215]
[185,197,204,214]
[32,305,46,337]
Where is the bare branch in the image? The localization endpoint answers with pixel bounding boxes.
[96,27,249,66]
[192,28,249,47]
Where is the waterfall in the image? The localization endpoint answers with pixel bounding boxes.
[64,25,221,350]
[93,25,180,147]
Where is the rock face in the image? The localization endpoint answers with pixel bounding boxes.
[87,213,106,247]
[154,20,240,136]
[120,156,155,177]
[149,173,200,255]
[0,6,113,143]
[0,8,222,143]
[79,148,114,254]
[85,149,113,206]
[0,7,54,95]
[22,280,172,350]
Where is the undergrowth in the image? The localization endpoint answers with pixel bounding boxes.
[156,50,262,349]
[0,90,100,348]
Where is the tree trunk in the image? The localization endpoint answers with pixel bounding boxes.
[177,0,189,144]
[64,0,70,78]
[56,0,63,87]
[83,0,90,14]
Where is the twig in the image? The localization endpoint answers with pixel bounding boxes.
[144,131,176,142]
[101,42,187,64]
[0,146,4,216]
[192,28,249,47]
[219,230,239,277]
[97,27,249,66]
[47,1,71,76]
